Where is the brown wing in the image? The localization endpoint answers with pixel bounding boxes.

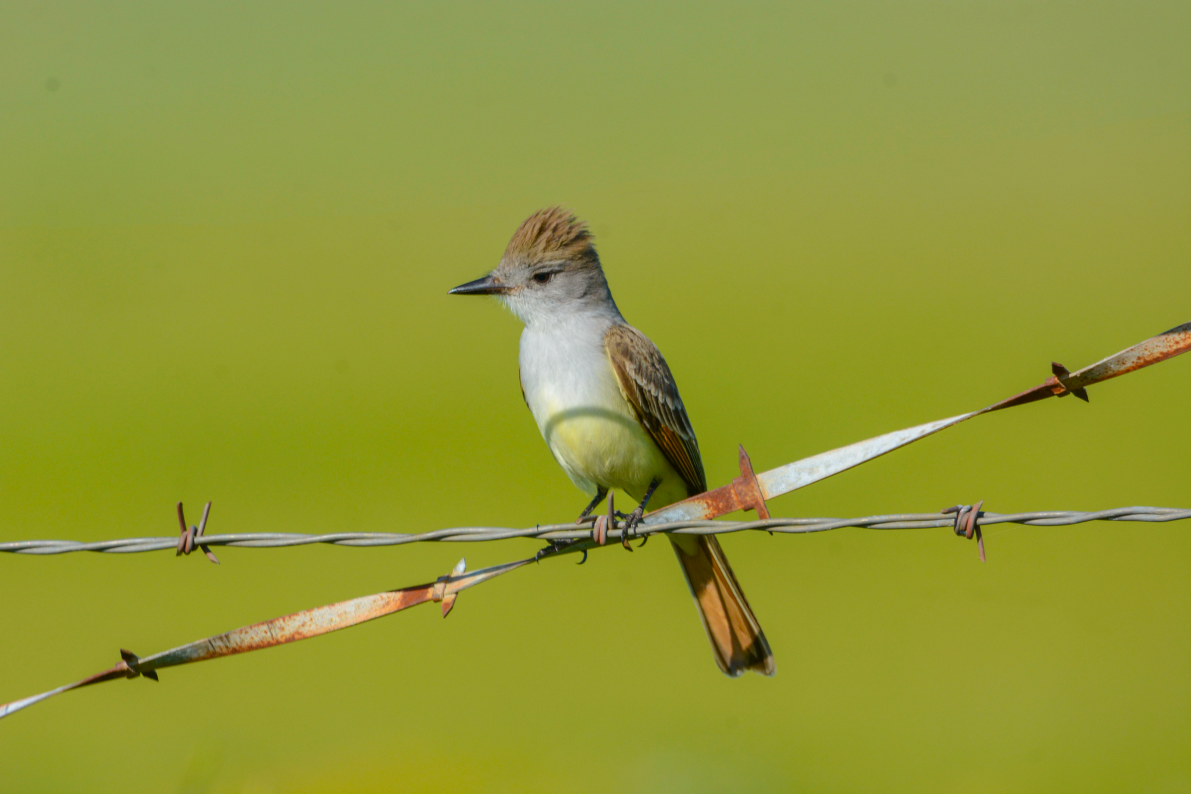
[604,323,706,496]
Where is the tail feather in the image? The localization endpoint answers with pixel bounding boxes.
[668,534,775,677]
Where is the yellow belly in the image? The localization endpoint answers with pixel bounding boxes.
[542,400,689,507]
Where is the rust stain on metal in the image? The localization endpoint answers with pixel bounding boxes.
[176,501,219,564]
[639,444,774,533]
[732,445,772,521]
[988,321,1190,414]
[136,584,439,673]
[677,481,741,520]
[943,501,986,562]
[1071,321,1191,385]
[119,558,540,678]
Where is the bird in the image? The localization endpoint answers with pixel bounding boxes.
[450,206,774,677]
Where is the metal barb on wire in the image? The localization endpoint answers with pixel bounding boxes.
[943,500,985,562]
[591,491,615,547]
[176,501,218,564]
[1051,363,1090,402]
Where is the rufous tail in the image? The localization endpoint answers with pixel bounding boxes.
[668,534,775,677]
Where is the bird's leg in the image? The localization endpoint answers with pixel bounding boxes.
[620,478,660,550]
[576,487,609,524]
[538,487,611,562]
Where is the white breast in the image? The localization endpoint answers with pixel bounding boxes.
[519,313,629,438]
[518,314,677,500]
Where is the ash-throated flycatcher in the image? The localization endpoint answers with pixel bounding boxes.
[450,207,774,677]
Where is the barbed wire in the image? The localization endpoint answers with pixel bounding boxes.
[4,321,1188,720]
[3,506,1187,556]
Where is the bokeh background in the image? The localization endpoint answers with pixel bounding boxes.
[1,1,1188,791]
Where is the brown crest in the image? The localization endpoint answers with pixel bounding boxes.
[504,207,597,264]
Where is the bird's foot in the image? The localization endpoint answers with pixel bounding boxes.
[618,478,660,550]
[619,506,646,550]
[534,539,568,563]
[535,539,591,565]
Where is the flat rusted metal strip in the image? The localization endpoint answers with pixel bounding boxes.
[985,321,1191,412]
[649,320,1189,521]
[0,557,531,720]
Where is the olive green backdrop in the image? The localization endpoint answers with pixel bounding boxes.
[1,1,1188,791]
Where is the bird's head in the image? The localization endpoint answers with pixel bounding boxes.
[449,207,617,325]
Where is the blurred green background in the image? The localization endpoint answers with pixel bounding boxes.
[1,1,1188,791]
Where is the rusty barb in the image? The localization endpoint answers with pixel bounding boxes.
[943,501,985,562]
[659,444,773,525]
[985,321,1190,413]
[176,501,218,564]
[1,320,1188,722]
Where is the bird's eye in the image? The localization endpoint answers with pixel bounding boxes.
[532,271,552,284]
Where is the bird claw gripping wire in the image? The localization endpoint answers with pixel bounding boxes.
[943,500,985,562]
[534,538,585,564]
[616,509,639,551]
[176,501,219,564]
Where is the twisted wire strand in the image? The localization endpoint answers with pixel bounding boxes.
[2,507,1187,555]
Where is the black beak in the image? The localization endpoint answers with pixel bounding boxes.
[449,274,507,295]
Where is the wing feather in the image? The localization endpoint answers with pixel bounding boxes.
[604,324,706,496]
